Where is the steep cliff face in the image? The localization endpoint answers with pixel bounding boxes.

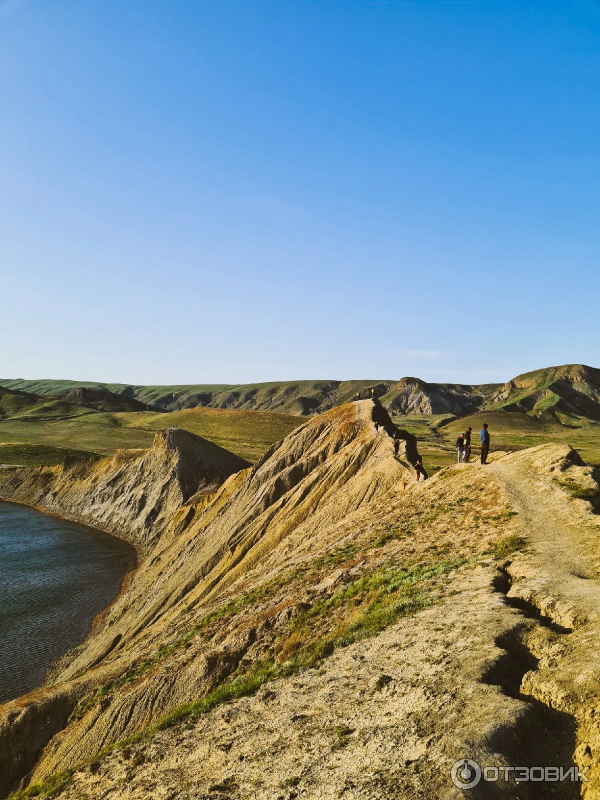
[380,377,497,416]
[0,401,419,798]
[0,428,250,552]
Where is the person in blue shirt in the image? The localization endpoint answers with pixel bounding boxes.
[480,423,490,464]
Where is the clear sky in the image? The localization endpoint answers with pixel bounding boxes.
[1,0,599,386]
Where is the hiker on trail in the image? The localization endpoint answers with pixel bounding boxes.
[374,421,380,433]
[480,423,490,465]
[464,427,472,462]
[394,438,400,456]
[456,432,466,463]
[414,459,428,482]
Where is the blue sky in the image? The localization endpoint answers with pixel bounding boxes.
[1,0,599,385]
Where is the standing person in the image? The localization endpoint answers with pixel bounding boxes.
[455,432,465,463]
[374,421,380,433]
[394,438,400,456]
[414,459,428,482]
[464,427,472,462]
[480,423,490,464]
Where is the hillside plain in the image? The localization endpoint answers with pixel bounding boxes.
[0,408,304,465]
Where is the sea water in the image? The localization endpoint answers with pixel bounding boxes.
[0,501,136,703]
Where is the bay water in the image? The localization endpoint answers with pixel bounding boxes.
[0,501,136,703]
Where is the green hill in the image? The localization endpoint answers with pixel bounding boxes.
[0,378,394,415]
[61,387,164,413]
[0,386,45,419]
[0,379,233,405]
[482,364,600,422]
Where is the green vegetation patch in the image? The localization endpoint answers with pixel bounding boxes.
[487,533,526,559]
[556,474,599,500]
[9,770,75,800]
[278,558,463,662]
[0,443,98,467]
[31,554,466,800]
[0,405,302,464]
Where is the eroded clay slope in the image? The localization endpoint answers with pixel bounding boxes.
[0,427,250,552]
[0,401,419,797]
[26,443,600,800]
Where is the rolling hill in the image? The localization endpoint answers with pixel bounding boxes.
[481,363,600,422]
[3,364,600,429]
[0,378,395,415]
[0,386,44,419]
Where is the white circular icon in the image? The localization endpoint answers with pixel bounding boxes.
[451,758,482,789]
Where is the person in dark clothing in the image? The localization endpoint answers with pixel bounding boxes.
[455,432,466,463]
[414,459,428,482]
[464,427,472,462]
[394,438,400,455]
[480,423,490,464]
[374,421,380,433]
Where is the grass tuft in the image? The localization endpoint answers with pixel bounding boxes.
[488,534,526,559]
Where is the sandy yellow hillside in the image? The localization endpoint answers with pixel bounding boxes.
[1,401,599,799]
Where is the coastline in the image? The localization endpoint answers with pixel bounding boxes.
[0,495,140,697]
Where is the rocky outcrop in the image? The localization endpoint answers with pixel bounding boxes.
[0,428,250,553]
[380,377,496,416]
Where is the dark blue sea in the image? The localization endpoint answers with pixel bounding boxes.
[0,502,136,703]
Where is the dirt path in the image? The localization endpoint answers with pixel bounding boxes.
[486,447,600,797]
[490,457,600,627]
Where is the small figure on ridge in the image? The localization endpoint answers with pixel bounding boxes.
[456,432,466,463]
[415,459,428,482]
[464,427,472,462]
[480,423,490,465]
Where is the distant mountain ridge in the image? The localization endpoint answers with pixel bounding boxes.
[0,378,393,416]
[2,364,600,423]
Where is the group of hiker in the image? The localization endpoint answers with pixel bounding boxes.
[455,423,490,465]
[374,418,491,481]
[374,419,429,482]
